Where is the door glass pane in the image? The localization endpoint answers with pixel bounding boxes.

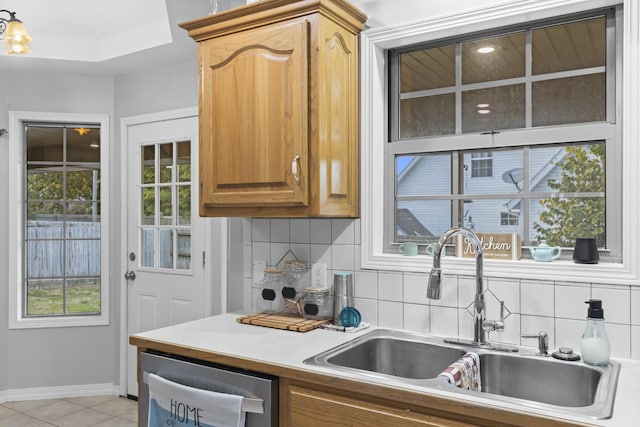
[462,32,525,84]
[177,141,191,183]
[27,168,64,200]
[142,187,155,225]
[26,240,63,278]
[67,168,100,201]
[177,229,191,270]
[143,145,155,184]
[159,229,173,269]
[159,186,173,226]
[141,229,154,268]
[178,185,191,226]
[159,143,173,184]
[532,17,606,75]
[462,84,525,133]
[66,278,100,314]
[66,239,100,277]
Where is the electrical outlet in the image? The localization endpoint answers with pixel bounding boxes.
[253,259,266,283]
[311,263,327,287]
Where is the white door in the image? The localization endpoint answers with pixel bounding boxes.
[123,111,214,396]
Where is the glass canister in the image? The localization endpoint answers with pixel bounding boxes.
[302,287,333,320]
[282,260,307,316]
[258,268,284,314]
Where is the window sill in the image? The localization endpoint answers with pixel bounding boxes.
[360,250,634,285]
[9,314,109,330]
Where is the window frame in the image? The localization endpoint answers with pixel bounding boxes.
[360,0,639,285]
[9,111,110,329]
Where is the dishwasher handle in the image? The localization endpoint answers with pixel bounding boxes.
[143,371,265,414]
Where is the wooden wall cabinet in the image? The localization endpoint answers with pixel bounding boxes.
[180,0,367,217]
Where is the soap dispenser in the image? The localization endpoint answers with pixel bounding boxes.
[580,299,611,366]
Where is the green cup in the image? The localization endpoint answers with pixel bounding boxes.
[399,242,418,256]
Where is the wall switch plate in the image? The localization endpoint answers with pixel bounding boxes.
[311,263,327,287]
[253,259,267,283]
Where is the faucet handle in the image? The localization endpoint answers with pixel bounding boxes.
[482,300,506,332]
[522,331,549,356]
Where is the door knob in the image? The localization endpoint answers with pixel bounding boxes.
[124,270,136,281]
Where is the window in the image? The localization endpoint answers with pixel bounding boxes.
[9,112,109,328]
[362,0,638,282]
[387,11,617,258]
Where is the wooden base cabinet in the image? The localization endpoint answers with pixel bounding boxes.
[180,0,367,217]
[280,380,478,427]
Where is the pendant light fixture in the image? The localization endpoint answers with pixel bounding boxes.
[0,10,32,54]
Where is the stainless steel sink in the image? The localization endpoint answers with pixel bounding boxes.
[304,329,620,420]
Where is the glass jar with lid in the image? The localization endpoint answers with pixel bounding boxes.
[257,268,284,314]
[302,287,333,320]
[282,260,307,316]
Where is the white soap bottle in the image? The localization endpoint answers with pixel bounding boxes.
[580,299,610,366]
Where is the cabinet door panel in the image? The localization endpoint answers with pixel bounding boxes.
[316,20,359,216]
[201,19,309,207]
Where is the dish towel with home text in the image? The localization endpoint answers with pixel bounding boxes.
[438,352,481,392]
[148,373,246,427]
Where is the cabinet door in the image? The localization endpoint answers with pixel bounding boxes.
[283,384,475,427]
[200,19,309,208]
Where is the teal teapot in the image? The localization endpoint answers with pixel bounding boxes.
[529,241,562,262]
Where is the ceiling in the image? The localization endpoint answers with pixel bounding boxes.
[0,0,234,75]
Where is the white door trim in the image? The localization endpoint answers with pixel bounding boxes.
[118,107,227,396]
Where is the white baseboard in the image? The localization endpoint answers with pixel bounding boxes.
[1,383,120,403]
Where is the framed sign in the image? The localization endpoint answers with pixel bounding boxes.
[455,233,521,260]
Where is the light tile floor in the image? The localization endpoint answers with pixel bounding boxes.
[0,395,137,427]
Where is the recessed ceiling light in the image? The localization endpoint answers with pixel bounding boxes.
[477,46,495,54]
[477,103,490,108]
[477,109,491,114]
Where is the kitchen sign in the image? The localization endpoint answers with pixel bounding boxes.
[455,233,521,260]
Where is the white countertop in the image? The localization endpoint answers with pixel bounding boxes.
[131,313,640,426]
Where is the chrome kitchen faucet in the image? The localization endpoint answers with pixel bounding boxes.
[427,227,516,351]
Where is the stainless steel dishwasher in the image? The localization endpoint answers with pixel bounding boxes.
[139,351,278,426]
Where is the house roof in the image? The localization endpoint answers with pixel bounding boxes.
[396,208,436,241]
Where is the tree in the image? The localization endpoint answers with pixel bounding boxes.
[533,143,605,247]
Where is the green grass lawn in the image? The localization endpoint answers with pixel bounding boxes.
[27,283,100,315]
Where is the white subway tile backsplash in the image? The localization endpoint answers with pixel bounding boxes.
[555,318,585,352]
[378,272,403,302]
[290,219,310,243]
[270,219,290,242]
[310,244,332,269]
[607,323,631,359]
[270,243,290,266]
[310,219,332,244]
[355,271,378,299]
[355,297,378,326]
[430,306,458,338]
[520,315,555,349]
[555,282,590,320]
[332,219,355,244]
[429,274,457,308]
[521,280,554,317]
[403,273,428,304]
[403,303,429,333]
[378,300,403,329]
[592,284,631,325]
[245,218,640,361]
[332,244,355,271]
[252,219,270,242]
[632,289,640,326]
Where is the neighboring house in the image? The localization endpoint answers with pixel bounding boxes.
[396,146,565,243]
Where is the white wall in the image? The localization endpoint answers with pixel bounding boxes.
[1,71,118,390]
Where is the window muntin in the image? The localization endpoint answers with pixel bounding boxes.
[24,124,101,316]
[389,12,615,256]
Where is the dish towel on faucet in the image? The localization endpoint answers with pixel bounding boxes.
[438,352,481,392]
[148,373,246,427]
